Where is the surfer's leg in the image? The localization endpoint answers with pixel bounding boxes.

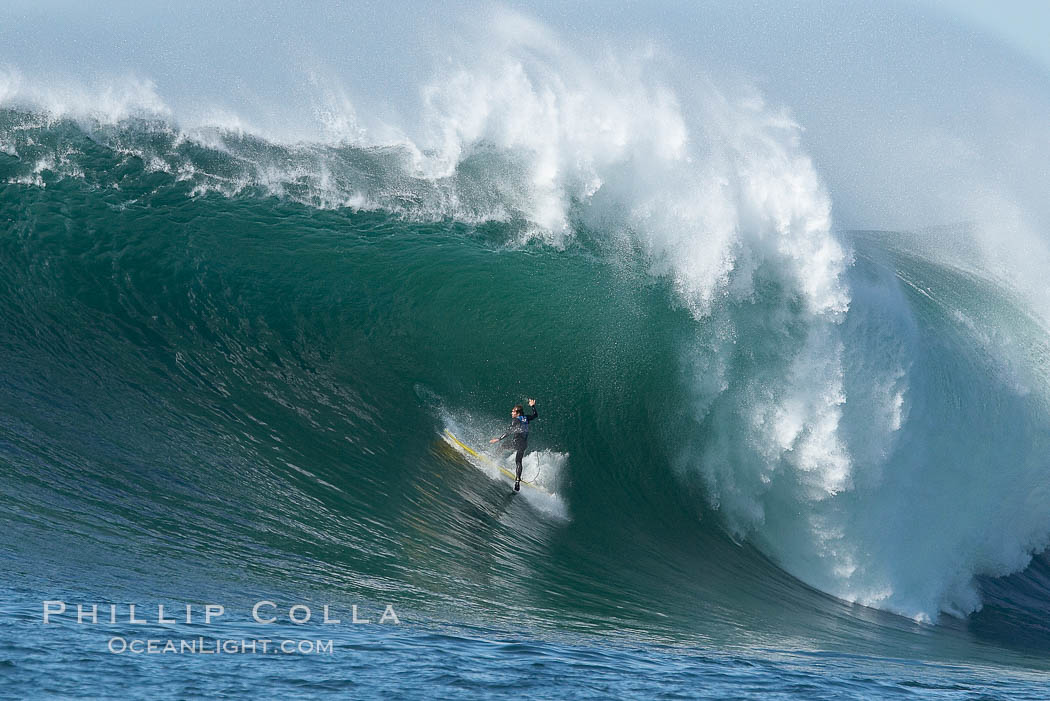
[514,447,524,491]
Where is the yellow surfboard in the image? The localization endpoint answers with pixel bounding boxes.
[443,429,550,494]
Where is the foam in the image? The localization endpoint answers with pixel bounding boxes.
[0,67,169,124]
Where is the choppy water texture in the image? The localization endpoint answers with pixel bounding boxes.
[2,4,1050,696]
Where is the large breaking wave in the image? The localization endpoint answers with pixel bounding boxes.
[2,5,1050,639]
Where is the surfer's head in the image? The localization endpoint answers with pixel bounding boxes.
[511,405,524,417]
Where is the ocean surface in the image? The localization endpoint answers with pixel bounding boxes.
[2,3,1050,697]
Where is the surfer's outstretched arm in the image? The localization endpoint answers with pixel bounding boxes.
[526,398,538,422]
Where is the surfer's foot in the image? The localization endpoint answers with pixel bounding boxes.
[514,480,520,492]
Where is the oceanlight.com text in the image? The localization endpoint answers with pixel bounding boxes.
[107,637,335,655]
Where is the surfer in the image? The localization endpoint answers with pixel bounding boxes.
[489,398,537,491]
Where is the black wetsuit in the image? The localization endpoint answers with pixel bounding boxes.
[498,406,538,482]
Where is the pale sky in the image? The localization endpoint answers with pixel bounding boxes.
[918,0,1050,73]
